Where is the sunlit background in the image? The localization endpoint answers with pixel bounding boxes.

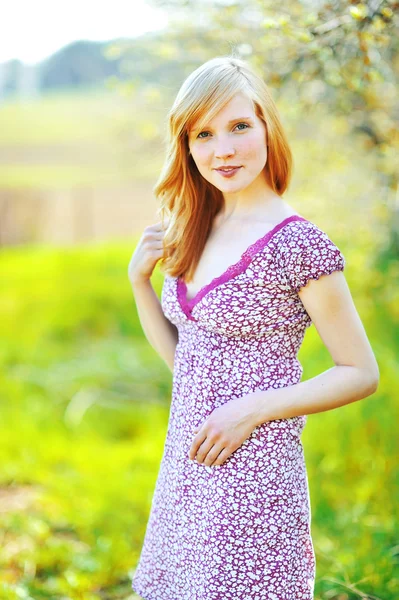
[0,1,398,598]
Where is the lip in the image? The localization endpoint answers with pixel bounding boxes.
[215,166,242,178]
[214,165,241,170]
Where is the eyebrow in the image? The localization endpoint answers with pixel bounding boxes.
[226,116,253,124]
[191,116,254,133]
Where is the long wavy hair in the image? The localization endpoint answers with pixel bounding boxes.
[155,55,293,282]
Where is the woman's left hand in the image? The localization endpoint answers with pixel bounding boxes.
[187,395,259,467]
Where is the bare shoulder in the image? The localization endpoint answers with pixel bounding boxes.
[273,200,302,221]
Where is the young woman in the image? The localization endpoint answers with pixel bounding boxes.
[128,55,379,600]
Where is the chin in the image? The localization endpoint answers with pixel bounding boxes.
[213,183,244,193]
[214,179,251,191]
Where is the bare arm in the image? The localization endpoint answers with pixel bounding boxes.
[128,220,178,374]
[249,270,380,425]
[130,277,178,373]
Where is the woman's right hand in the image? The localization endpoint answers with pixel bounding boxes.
[128,221,167,285]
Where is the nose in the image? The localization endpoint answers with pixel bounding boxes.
[214,138,236,159]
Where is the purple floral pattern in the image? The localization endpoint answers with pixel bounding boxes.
[131,215,345,599]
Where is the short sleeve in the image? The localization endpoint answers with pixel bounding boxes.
[281,221,346,293]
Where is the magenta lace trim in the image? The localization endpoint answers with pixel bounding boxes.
[177,214,308,319]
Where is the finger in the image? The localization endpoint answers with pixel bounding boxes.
[211,448,231,466]
[144,230,165,243]
[188,430,199,457]
[157,218,171,231]
[146,223,165,235]
[203,443,225,467]
[188,430,206,460]
[195,439,214,464]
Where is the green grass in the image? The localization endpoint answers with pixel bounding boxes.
[0,240,397,599]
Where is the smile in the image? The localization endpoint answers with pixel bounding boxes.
[215,167,242,178]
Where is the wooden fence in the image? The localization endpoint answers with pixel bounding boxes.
[0,183,157,246]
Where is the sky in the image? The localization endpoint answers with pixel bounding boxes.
[1,0,169,64]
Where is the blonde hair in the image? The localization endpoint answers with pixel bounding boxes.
[155,55,293,281]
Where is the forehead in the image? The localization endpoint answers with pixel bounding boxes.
[189,92,256,133]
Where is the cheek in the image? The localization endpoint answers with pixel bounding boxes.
[193,146,211,164]
[238,134,267,162]
[190,150,213,180]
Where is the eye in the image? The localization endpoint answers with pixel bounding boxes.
[196,122,250,139]
[235,122,249,131]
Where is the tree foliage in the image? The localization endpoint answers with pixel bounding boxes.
[111,0,398,257]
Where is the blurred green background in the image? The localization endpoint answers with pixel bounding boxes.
[0,1,398,599]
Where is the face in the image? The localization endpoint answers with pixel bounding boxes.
[187,92,268,196]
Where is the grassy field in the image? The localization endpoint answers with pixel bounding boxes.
[0,238,397,600]
[0,87,165,189]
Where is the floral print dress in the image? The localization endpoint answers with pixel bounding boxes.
[131,214,346,600]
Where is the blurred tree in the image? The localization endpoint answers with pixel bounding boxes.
[39,40,121,89]
[107,0,398,259]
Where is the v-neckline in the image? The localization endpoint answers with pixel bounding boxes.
[176,214,308,319]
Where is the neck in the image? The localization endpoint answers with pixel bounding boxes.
[215,191,283,228]
[217,172,281,222]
